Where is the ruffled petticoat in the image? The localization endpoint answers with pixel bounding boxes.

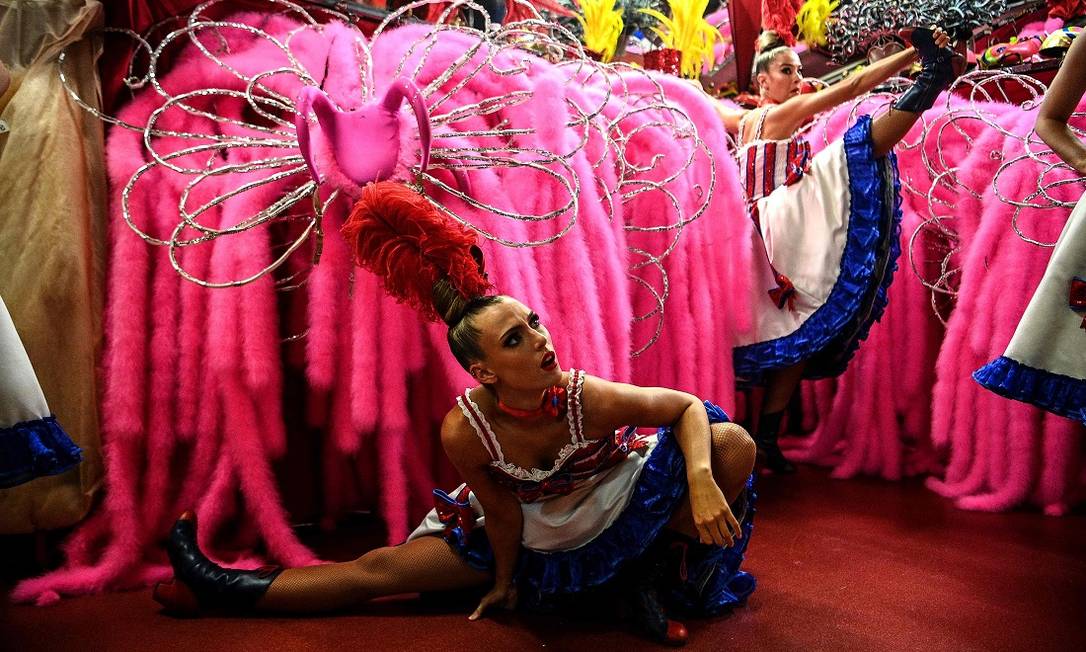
[0,296,82,488]
[407,401,756,616]
[974,195,1086,425]
[734,116,903,384]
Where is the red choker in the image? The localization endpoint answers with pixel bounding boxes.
[496,385,567,420]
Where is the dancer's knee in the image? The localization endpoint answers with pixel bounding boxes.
[348,547,400,598]
[710,422,757,496]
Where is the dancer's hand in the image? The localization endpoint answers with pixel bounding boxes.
[932,28,950,49]
[688,474,741,547]
[469,582,518,620]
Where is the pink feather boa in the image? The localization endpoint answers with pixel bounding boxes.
[16,14,1086,605]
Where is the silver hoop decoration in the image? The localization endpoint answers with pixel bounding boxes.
[59,0,713,355]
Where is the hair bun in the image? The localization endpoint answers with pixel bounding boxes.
[755,30,788,54]
[432,277,470,327]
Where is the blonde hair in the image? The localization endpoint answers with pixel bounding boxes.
[751,31,792,92]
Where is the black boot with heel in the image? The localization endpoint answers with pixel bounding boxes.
[153,512,282,615]
[617,539,688,646]
[754,411,796,474]
[894,27,962,113]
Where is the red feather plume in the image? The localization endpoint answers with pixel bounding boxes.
[762,0,800,46]
[340,181,491,321]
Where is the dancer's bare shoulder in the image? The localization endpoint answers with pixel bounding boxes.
[440,406,491,469]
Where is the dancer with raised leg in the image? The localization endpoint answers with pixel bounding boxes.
[715,28,959,472]
[153,186,758,647]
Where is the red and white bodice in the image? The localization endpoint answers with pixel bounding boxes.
[736,106,812,206]
[456,369,653,503]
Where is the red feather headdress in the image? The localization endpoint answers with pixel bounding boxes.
[340,181,491,322]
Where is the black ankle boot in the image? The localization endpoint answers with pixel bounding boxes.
[156,512,283,614]
[754,411,796,474]
[621,542,688,646]
[893,28,959,113]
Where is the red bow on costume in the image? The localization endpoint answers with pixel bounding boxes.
[768,272,797,311]
[434,486,475,537]
[1070,277,1086,330]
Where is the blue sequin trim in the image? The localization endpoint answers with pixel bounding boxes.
[734,116,903,381]
[973,356,1086,425]
[0,415,83,489]
[441,401,756,614]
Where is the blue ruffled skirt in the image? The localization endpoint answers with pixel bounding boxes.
[431,401,756,616]
[1,296,83,488]
[0,416,83,489]
[734,116,902,383]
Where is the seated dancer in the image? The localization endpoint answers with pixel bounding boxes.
[973,32,1086,424]
[153,185,759,647]
[714,28,959,472]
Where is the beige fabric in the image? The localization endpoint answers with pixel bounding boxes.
[0,0,106,533]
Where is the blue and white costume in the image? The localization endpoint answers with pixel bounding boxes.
[974,196,1086,424]
[733,107,903,383]
[408,370,756,614]
[0,296,82,488]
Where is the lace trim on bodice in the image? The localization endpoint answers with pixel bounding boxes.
[456,369,587,483]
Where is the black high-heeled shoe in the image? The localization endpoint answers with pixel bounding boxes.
[153,512,282,615]
[756,438,797,474]
[630,581,688,647]
[619,541,688,646]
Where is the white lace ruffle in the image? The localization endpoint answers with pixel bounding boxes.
[456,369,586,483]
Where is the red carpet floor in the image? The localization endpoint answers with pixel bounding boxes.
[3,466,1084,651]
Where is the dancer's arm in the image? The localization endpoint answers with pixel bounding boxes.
[763,47,920,136]
[441,412,522,620]
[764,28,950,139]
[583,376,741,546]
[1036,35,1086,175]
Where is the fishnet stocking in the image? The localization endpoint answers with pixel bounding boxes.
[666,422,757,537]
[709,422,757,501]
[258,535,490,613]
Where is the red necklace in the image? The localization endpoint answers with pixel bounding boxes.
[496,385,567,420]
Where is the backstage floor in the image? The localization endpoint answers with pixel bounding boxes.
[3,465,1084,652]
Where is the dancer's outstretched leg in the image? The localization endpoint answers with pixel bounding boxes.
[259,537,490,612]
[153,512,490,615]
[871,27,959,157]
